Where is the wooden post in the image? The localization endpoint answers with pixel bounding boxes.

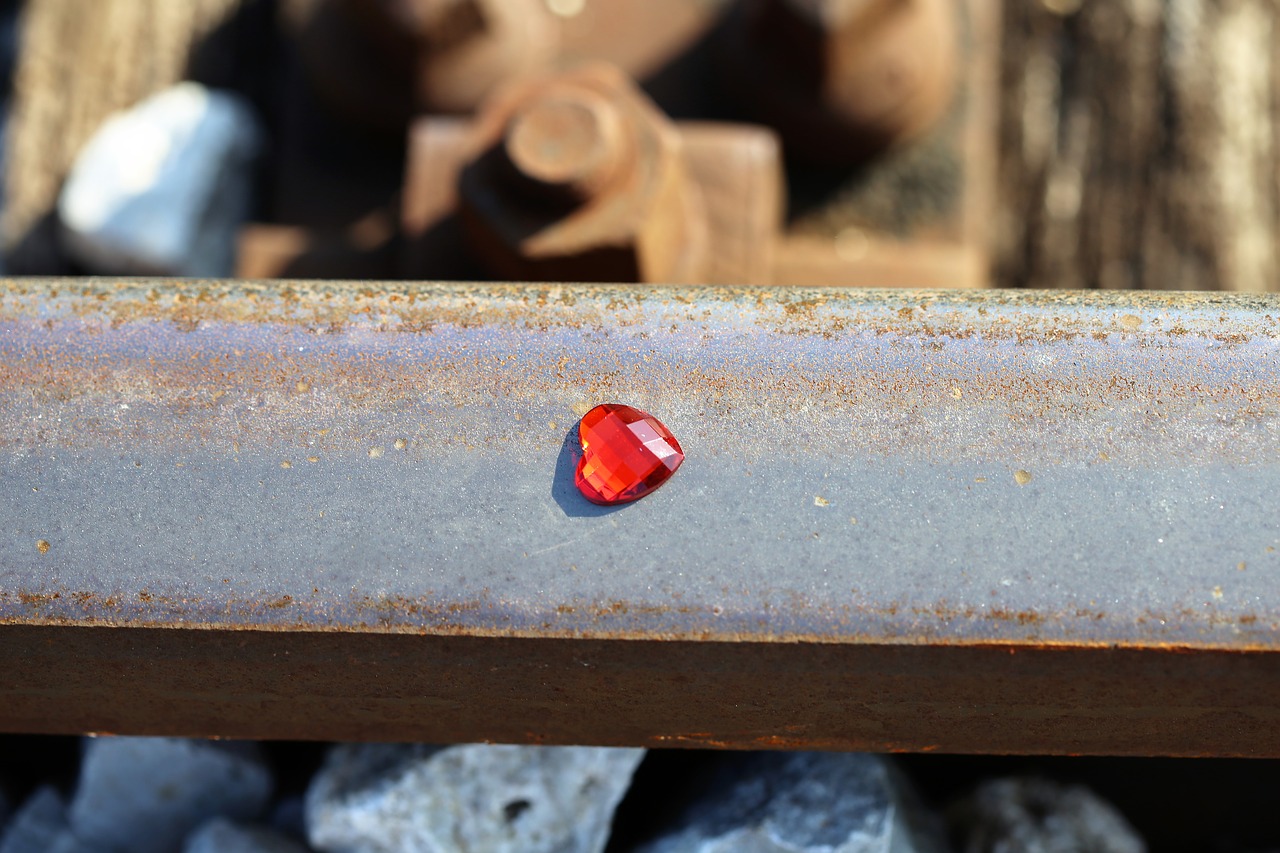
[997,1,1280,291]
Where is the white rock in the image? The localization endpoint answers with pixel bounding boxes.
[183,817,310,853]
[634,752,944,853]
[0,786,97,853]
[954,777,1146,853]
[0,787,64,853]
[58,82,261,277]
[69,736,274,853]
[306,743,645,853]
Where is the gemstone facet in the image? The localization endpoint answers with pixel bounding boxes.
[574,403,684,505]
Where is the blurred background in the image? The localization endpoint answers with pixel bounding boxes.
[0,0,1275,291]
[3,3,1280,852]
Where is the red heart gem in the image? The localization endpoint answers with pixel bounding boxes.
[574,404,685,505]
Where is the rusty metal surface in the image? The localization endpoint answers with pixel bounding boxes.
[3,278,1280,751]
[718,0,959,164]
[458,63,709,283]
[403,115,780,284]
[5,625,1280,756]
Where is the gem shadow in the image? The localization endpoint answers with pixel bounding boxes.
[551,426,627,519]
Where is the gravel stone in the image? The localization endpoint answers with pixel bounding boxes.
[58,82,260,277]
[952,777,1146,853]
[0,786,96,853]
[69,737,274,853]
[307,743,645,853]
[267,796,307,842]
[634,752,944,853]
[183,818,310,853]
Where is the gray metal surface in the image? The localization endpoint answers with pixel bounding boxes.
[2,279,1277,649]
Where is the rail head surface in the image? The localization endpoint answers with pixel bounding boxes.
[2,279,1279,754]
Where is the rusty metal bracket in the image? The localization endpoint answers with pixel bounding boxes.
[3,279,1280,755]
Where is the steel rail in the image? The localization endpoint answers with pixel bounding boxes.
[2,278,1280,755]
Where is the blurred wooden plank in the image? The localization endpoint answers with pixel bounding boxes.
[995,1,1280,291]
[773,235,985,289]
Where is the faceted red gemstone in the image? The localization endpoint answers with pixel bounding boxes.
[574,403,684,505]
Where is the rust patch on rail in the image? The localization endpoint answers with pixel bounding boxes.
[3,279,1280,342]
[1,583,1277,651]
[3,279,1279,467]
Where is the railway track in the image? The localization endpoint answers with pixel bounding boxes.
[2,279,1278,755]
